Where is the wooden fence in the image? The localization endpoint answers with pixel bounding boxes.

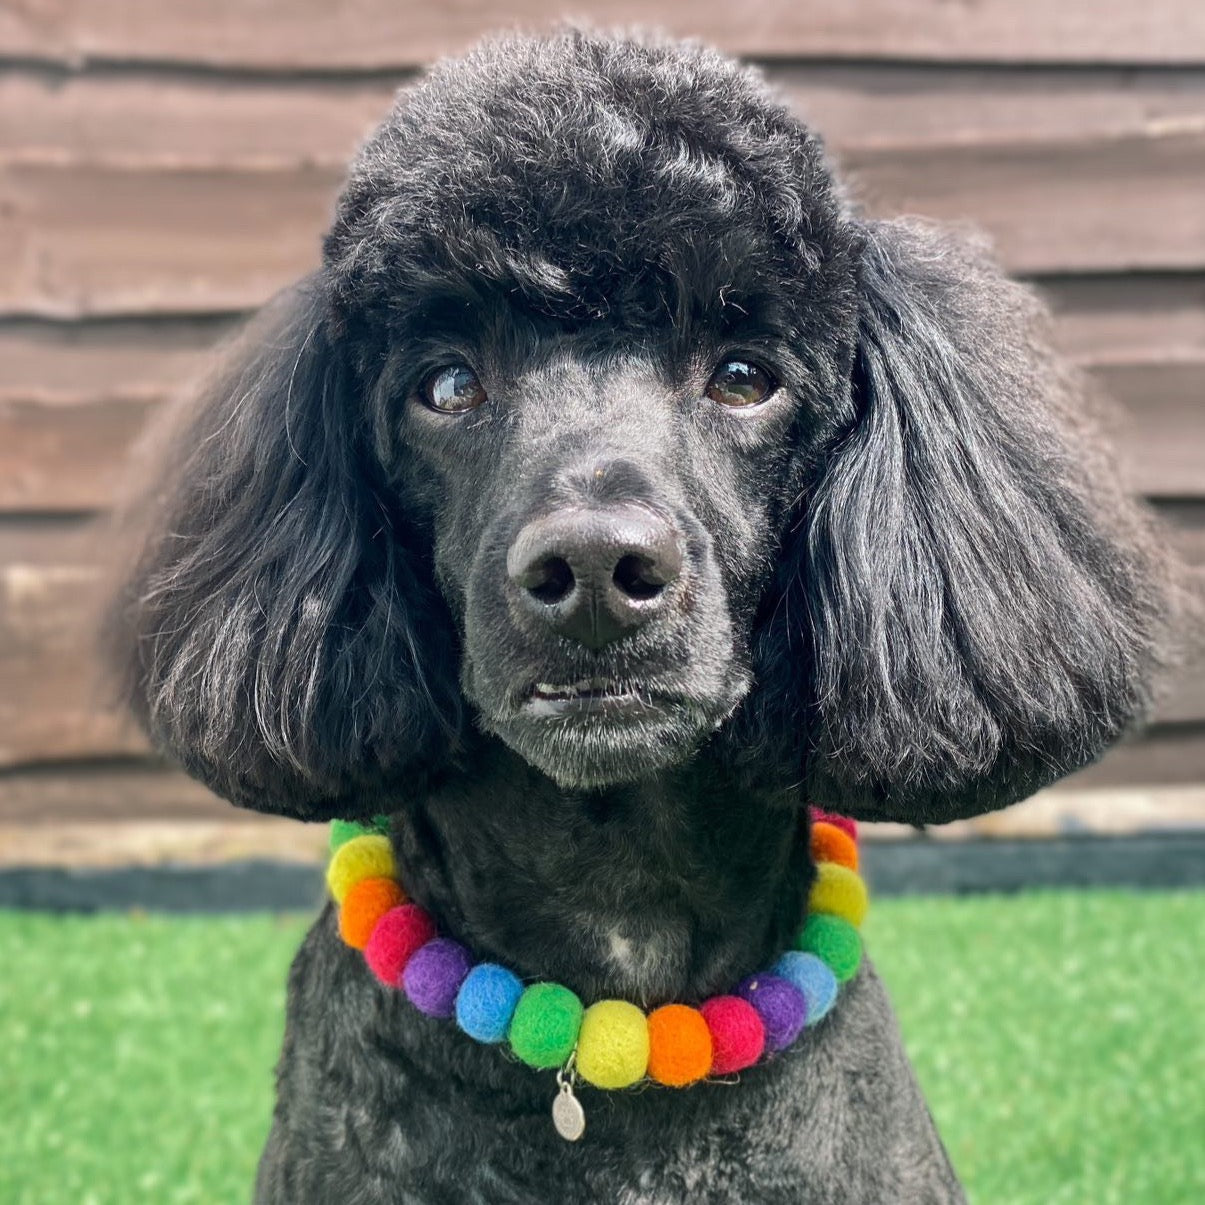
[2,1,1203,827]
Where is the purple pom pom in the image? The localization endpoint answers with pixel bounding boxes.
[403,938,473,1018]
[737,972,807,1052]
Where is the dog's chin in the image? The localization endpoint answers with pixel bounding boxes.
[482,692,731,790]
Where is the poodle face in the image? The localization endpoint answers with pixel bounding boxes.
[331,45,860,787]
[106,31,1167,824]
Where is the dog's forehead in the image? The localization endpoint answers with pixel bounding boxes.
[325,33,842,304]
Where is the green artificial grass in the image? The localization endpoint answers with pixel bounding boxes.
[1,891,1202,1204]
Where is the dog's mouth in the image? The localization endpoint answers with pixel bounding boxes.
[522,677,661,719]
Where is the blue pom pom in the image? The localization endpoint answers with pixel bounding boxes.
[455,963,524,1043]
[771,951,839,1024]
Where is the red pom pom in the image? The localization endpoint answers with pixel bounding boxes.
[362,904,436,987]
[700,995,765,1074]
[809,808,857,841]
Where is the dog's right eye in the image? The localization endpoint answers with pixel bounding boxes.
[420,365,488,413]
[705,359,776,408]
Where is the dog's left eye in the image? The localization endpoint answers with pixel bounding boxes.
[705,360,776,408]
[420,365,489,413]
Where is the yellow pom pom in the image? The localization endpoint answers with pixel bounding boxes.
[808,862,869,928]
[575,999,649,1089]
[325,835,395,904]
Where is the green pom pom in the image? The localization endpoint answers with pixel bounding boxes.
[508,982,583,1069]
[330,816,392,851]
[797,914,862,982]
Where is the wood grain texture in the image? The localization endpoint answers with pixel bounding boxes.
[0,13,1201,804]
[6,65,1205,167]
[0,762,230,824]
[0,518,148,767]
[0,162,334,317]
[841,127,1205,274]
[2,722,1202,824]
[6,361,1197,511]
[2,1,1203,68]
[1,508,1202,771]
[1065,724,1205,789]
[4,276,1201,512]
[4,65,1205,315]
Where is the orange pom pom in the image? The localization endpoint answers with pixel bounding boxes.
[647,1004,713,1087]
[810,822,858,871]
[338,876,407,950]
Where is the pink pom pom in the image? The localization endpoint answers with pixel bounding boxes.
[809,808,857,841]
[362,904,436,987]
[700,995,765,1074]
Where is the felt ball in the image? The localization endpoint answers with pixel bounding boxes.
[338,876,407,950]
[362,903,436,987]
[808,863,869,928]
[797,914,862,983]
[647,1004,713,1087]
[455,963,524,1044]
[737,974,807,1052]
[330,819,375,851]
[699,995,765,1075]
[326,834,395,904]
[809,808,857,841]
[329,814,392,851]
[508,983,583,1069]
[771,951,839,1025]
[403,938,473,1018]
[810,822,859,872]
[576,1000,649,1089]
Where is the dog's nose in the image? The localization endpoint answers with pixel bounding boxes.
[507,504,684,649]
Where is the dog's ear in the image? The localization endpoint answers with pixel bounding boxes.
[795,218,1168,824]
[103,275,461,820]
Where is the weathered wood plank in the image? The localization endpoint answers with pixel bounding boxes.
[0,762,231,824]
[1159,500,1205,568]
[4,357,1201,511]
[0,70,401,168]
[5,788,1205,862]
[1,276,1203,511]
[4,126,1204,317]
[6,65,1205,168]
[3,276,1198,402]
[0,316,236,511]
[1090,363,1205,497]
[2,0,1204,68]
[0,162,334,317]
[0,815,326,866]
[2,505,1202,770]
[842,127,1205,275]
[0,315,235,401]
[1041,275,1205,365]
[0,397,157,513]
[2,714,1203,831]
[0,519,148,766]
[1066,724,1205,789]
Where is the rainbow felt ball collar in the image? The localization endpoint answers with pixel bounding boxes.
[326,806,868,1141]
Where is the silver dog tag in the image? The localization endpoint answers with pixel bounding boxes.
[552,1074,585,1141]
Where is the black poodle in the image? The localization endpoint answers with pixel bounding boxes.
[105,29,1171,1204]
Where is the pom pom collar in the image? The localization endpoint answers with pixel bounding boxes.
[327,807,868,1139]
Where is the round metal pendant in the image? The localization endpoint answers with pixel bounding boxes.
[552,1084,586,1141]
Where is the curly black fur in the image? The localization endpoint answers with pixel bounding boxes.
[104,28,1172,1204]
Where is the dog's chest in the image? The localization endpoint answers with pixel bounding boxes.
[255,922,965,1204]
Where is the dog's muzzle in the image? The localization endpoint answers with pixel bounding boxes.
[506,502,685,650]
